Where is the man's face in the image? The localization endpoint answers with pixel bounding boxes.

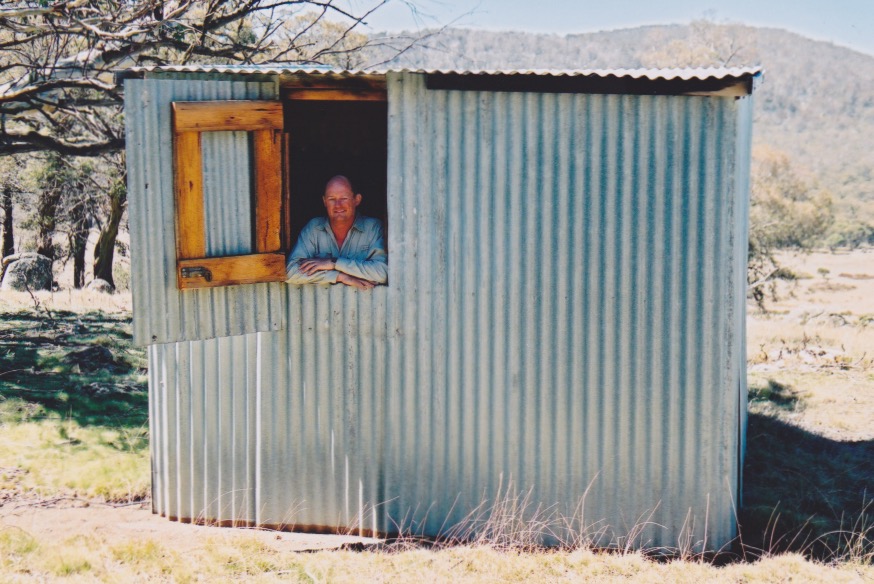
[323,181,361,223]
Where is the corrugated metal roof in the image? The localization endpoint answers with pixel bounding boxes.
[125,63,762,81]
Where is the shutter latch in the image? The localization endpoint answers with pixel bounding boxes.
[181,266,212,282]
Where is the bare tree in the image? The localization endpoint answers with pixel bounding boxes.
[27,153,98,279]
[32,154,65,261]
[0,0,419,156]
[638,19,758,69]
[92,155,126,287]
[21,151,128,288]
[747,145,834,310]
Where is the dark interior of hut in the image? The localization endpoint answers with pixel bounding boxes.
[283,99,388,252]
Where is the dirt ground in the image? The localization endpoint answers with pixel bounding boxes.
[756,248,874,316]
[0,497,374,554]
[747,248,874,442]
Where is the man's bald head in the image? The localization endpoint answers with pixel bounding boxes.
[325,175,353,195]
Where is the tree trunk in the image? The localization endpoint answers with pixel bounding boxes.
[69,212,89,289]
[1,184,13,283]
[35,161,63,261]
[2,183,13,259]
[93,173,126,287]
[72,236,88,288]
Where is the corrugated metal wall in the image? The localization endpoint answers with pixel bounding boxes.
[202,131,255,257]
[734,95,754,506]
[145,72,749,550]
[126,79,284,346]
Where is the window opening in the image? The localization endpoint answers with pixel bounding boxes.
[283,98,388,251]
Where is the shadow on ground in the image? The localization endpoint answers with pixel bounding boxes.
[741,410,873,561]
[0,309,146,427]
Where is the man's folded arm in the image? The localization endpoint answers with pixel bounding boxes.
[286,264,340,285]
[285,223,340,285]
[334,250,387,283]
[333,225,387,284]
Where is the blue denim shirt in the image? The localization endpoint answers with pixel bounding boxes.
[286,215,387,285]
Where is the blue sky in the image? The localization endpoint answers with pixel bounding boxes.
[357,0,874,57]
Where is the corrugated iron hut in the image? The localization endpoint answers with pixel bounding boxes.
[123,65,761,551]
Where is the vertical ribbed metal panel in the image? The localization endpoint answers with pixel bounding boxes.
[202,131,254,257]
[126,79,283,346]
[734,95,754,506]
[147,72,749,550]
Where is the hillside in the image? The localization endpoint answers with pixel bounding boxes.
[366,23,874,232]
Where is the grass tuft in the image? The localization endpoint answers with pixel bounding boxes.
[0,527,39,560]
[43,538,96,577]
[749,378,805,411]
[205,537,283,577]
[804,500,874,566]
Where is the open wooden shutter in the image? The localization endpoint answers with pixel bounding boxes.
[172,101,285,289]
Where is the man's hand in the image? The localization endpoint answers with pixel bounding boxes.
[299,258,335,275]
[337,273,376,290]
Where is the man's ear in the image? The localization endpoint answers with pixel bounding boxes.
[354,193,362,207]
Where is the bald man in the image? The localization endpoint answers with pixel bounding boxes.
[286,175,387,289]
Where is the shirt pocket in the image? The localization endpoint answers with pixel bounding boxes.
[315,246,335,259]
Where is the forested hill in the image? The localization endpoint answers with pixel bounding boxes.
[367,23,874,235]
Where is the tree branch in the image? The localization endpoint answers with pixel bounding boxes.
[0,78,117,104]
[0,0,426,155]
[0,132,124,156]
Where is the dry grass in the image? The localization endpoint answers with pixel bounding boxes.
[0,530,870,583]
[750,256,874,323]
[747,249,874,442]
[0,289,132,314]
[0,422,149,502]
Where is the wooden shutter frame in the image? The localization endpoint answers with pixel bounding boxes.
[172,101,285,290]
